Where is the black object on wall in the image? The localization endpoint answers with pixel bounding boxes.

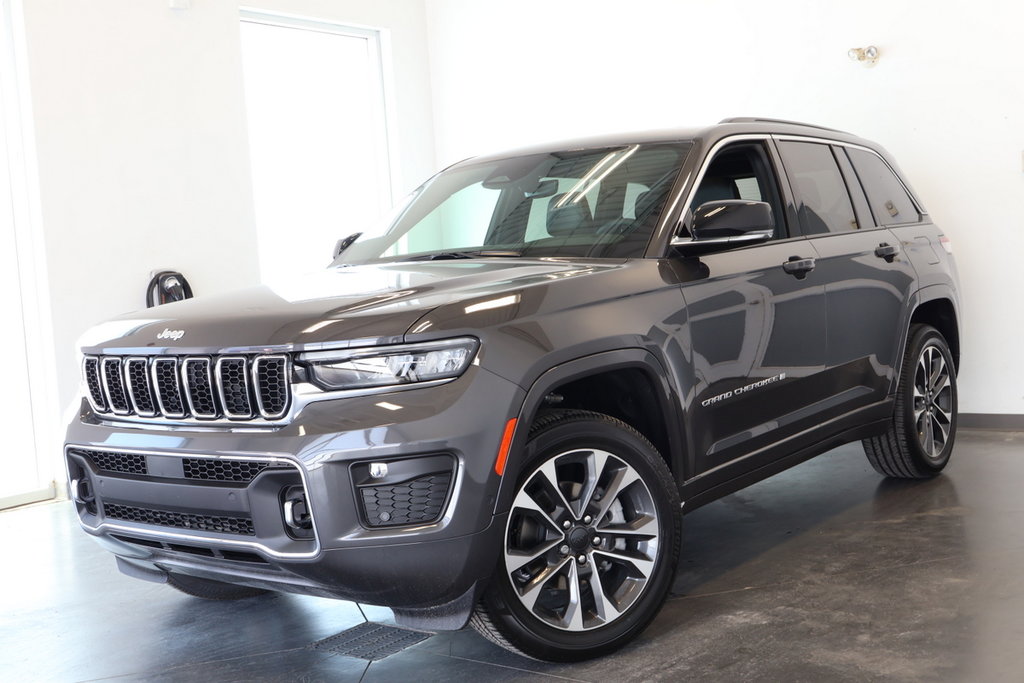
[146,271,193,308]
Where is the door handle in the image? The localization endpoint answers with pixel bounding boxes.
[874,242,900,262]
[782,256,816,279]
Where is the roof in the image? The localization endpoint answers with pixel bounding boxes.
[460,118,877,166]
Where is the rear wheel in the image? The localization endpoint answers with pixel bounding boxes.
[863,324,958,478]
[166,572,269,600]
[470,410,681,661]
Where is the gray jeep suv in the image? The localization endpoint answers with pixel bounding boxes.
[65,118,961,661]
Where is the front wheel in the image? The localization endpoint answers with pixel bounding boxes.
[470,410,681,661]
[863,324,958,478]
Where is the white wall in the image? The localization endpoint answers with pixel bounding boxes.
[16,0,434,490]
[21,0,261,416]
[424,0,1024,415]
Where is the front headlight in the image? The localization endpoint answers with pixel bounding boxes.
[299,337,479,392]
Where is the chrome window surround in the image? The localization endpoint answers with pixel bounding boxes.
[668,132,927,247]
[68,446,321,560]
[773,134,927,220]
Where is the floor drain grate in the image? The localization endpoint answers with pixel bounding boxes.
[310,622,430,661]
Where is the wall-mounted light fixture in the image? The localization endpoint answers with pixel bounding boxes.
[848,45,880,67]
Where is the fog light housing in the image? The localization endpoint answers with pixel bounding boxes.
[351,454,455,528]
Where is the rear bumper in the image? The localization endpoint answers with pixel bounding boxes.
[64,366,523,624]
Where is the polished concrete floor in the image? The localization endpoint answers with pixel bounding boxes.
[2,429,1023,682]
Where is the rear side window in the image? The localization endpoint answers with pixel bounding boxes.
[846,148,920,226]
[777,141,858,235]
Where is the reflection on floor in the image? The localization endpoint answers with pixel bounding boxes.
[2,430,1022,681]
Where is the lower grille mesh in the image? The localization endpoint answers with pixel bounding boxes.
[182,458,276,483]
[77,449,148,476]
[104,503,255,536]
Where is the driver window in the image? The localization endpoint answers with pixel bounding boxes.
[690,143,785,239]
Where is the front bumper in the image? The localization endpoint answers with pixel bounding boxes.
[64,365,522,624]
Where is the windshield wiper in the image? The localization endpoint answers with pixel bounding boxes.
[406,249,522,261]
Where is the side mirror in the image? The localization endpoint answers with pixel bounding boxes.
[333,232,362,259]
[671,200,774,256]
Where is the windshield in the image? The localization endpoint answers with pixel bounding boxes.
[335,142,691,264]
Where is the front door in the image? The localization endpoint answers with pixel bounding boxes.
[678,141,829,476]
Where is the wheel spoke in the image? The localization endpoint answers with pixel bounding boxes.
[538,458,575,520]
[518,556,571,612]
[598,513,658,539]
[561,561,584,631]
[511,486,561,534]
[577,449,609,519]
[505,537,563,575]
[593,466,640,525]
[932,413,949,445]
[593,548,655,579]
[928,351,945,389]
[933,401,954,424]
[923,413,936,457]
[587,562,622,623]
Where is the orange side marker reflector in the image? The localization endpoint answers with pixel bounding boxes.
[494,418,518,476]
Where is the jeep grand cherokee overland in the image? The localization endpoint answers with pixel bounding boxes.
[65,118,961,661]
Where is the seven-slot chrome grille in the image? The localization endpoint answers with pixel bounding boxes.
[83,354,290,421]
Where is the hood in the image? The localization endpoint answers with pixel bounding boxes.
[80,259,624,354]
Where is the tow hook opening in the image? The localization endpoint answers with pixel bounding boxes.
[281,485,314,539]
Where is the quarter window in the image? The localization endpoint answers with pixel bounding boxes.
[778,141,858,235]
[846,148,920,226]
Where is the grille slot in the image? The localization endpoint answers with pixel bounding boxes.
[182,458,277,483]
[152,358,186,418]
[124,358,157,416]
[359,472,452,528]
[74,448,148,475]
[83,357,107,412]
[253,355,290,418]
[103,502,255,536]
[101,358,131,415]
[182,358,218,418]
[83,353,292,423]
[217,357,253,419]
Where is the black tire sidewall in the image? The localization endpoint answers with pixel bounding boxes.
[900,326,958,473]
[482,412,681,661]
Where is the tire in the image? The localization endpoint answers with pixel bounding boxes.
[470,410,681,662]
[166,572,270,601]
[862,324,958,478]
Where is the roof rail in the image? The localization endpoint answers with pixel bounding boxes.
[719,117,848,134]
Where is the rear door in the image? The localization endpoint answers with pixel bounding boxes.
[774,138,917,416]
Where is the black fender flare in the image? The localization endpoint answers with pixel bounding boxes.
[491,348,686,516]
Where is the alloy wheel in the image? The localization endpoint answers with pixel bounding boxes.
[503,448,660,632]
[913,343,954,460]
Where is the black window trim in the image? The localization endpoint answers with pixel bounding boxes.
[773,134,926,221]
